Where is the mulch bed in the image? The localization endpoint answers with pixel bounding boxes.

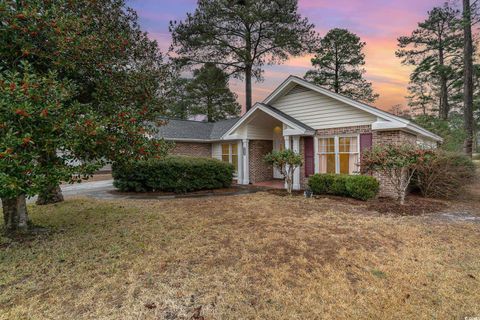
[109,185,261,198]
[266,189,448,216]
[366,195,447,216]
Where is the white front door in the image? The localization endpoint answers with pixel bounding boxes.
[273,129,284,179]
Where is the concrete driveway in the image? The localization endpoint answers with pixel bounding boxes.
[27,180,115,203]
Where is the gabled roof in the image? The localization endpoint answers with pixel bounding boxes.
[221,103,315,139]
[263,76,443,142]
[155,118,239,141]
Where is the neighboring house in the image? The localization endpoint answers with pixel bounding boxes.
[156,76,442,197]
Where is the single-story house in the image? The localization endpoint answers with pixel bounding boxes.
[156,76,442,197]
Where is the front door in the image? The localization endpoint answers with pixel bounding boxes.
[273,129,284,179]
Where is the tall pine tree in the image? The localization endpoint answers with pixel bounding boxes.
[169,0,317,111]
[304,28,379,104]
[396,4,463,120]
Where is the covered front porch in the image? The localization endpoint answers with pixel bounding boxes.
[221,103,315,190]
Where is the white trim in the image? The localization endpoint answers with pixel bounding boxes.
[313,136,319,174]
[241,139,250,185]
[221,103,314,139]
[317,134,360,175]
[263,76,443,142]
[292,136,301,190]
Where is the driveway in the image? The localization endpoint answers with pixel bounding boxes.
[27,180,115,203]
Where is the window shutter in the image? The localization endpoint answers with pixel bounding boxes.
[360,133,373,153]
[304,137,314,177]
[359,133,373,171]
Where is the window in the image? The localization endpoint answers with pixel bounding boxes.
[221,143,238,172]
[318,136,359,175]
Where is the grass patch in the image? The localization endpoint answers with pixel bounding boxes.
[1,194,479,319]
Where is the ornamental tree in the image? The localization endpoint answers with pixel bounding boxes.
[1,0,170,204]
[0,64,95,231]
[264,149,303,194]
[361,144,435,205]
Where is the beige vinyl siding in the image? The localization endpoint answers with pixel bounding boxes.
[246,124,273,140]
[272,86,377,129]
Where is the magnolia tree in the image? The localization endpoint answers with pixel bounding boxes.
[1,0,170,205]
[361,144,434,205]
[264,149,303,194]
[0,63,168,232]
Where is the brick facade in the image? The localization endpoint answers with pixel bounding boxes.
[249,140,273,183]
[309,126,421,198]
[170,142,212,158]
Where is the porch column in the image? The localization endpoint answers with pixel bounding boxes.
[313,136,319,174]
[292,136,301,190]
[241,139,250,185]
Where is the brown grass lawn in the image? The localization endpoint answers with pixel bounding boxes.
[1,187,480,319]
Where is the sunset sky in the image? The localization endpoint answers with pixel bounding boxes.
[128,0,445,111]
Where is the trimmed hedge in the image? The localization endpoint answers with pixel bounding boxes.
[112,156,234,193]
[308,173,379,201]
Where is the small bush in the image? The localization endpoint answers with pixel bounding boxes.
[414,151,476,199]
[307,173,335,194]
[308,174,379,201]
[331,175,349,196]
[345,175,380,201]
[112,156,234,193]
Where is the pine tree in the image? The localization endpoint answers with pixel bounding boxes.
[169,0,317,111]
[304,28,379,104]
[397,4,463,120]
[187,63,241,122]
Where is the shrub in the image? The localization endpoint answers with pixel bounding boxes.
[307,173,335,194]
[414,151,476,199]
[361,144,435,204]
[345,175,380,201]
[264,149,303,194]
[112,156,234,193]
[331,175,349,196]
[308,174,379,201]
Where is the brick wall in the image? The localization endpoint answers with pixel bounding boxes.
[314,126,420,198]
[373,130,417,146]
[316,125,373,136]
[170,142,212,158]
[373,130,418,198]
[249,140,273,183]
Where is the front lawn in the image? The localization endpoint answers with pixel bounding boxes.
[1,192,479,319]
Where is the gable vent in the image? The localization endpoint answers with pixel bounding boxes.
[285,85,310,96]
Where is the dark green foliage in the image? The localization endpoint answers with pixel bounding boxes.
[345,175,380,201]
[112,156,234,193]
[413,114,466,152]
[186,63,240,122]
[414,151,476,199]
[308,174,379,201]
[305,28,379,103]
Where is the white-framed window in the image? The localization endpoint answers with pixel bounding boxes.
[221,143,238,173]
[318,135,359,175]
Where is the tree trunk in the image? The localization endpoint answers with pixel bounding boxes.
[463,0,474,157]
[245,65,252,112]
[2,195,29,232]
[36,184,64,205]
[438,46,450,120]
[36,150,64,205]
